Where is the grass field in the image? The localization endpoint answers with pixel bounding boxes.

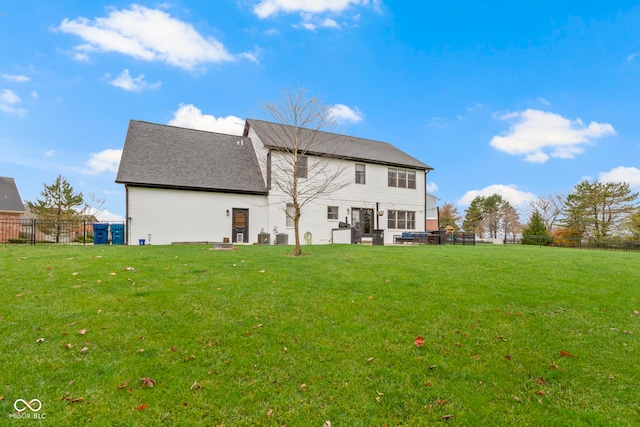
[1,243,639,426]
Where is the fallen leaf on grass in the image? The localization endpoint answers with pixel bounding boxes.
[62,395,84,403]
[366,357,374,363]
[549,362,559,370]
[267,409,273,417]
[66,380,75,387]
[535,390,545,396]
[80,347,88,353]
[560,351,575,357]
[536,376,547,385]
[65,343,72,349]
[252,324,263,329]
[442,414,455,420]
[633,310,639,316]
[78,328,87,335]
[494,335,507,342]
[125,267,135,271]
[414,336,425,347]
[137,403,148,411]
[139,377,156,388]
[512,395,521,402]
[117,380,131,390]
[425,381,433,387]
[505,355,512,361]
[323,421,332,427]
[35,338,45,344]
[190,380,201,391]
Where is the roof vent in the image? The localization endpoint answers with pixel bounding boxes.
[237,140,244,147]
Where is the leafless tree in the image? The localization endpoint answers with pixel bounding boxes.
[525,192,566,232]
[259,88,350,256]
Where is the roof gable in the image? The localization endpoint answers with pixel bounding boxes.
[0,177,25,213]
[245,119,433,171]
[116,121,267,194]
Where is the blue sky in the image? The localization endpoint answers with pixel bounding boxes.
[2,1,640,220]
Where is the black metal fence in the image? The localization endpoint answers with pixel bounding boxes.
[521,235,640,252]
[0,218,126,245]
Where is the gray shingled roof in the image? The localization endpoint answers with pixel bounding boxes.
[116,121,267,194]
[0,177,26,212]
[245,119,433,171]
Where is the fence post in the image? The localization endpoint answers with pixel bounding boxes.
[31,218,36,245]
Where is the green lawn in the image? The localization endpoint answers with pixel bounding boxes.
[1,244,638,426]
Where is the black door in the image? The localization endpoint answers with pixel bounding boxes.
[351,208,374,237]
[232,209,249,243]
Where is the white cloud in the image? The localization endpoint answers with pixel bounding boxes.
[44,149,56,157]
[253,0,371,18]
[0,89,27,115]
[109,69,161,92]
[168,104,245,135]
[536,97,550,106]
[57,5,248,70]
[427,181,438,193]
[31,90,38,98]
[599,166,640,189]
[490,109,616,163]
[77,149,123,175]
[329,104,364,124]
[95,209,125,222]
[458,184,536,208]
[2,73,30,82]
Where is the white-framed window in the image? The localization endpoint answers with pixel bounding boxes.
[355,164,366,184]
[387,168,397,187]
[286,203,295,227]
[296,156,308,178]
[327,206,339,220]
[407,171,416,189]
[387,210,416,229]
[388,168,417,189]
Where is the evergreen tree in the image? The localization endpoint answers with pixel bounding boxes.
[522,210,552,245]
[462,196,485,236]
[26,175,84,243]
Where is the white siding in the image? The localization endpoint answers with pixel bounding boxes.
[127,187,268,245]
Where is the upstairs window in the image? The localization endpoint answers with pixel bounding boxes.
[407,171,417,189]
[387,168,397,187]
[355,164,366,184]
[296,156,308,178]
[388,168,417,189]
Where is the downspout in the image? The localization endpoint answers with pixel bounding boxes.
[424,169,430,232]
[125,185,130,245]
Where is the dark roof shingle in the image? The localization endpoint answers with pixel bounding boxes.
[0,177,26,212]
[245,119,433,170]
[116,121,267,194]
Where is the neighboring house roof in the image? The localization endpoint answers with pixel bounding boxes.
[0,177,26,213]
[116,120,268,194]
[245,119,433,171]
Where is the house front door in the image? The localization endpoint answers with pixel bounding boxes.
[351,208,374,237]
[232,209,249,243]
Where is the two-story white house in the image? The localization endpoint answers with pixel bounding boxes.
[115,119,433,245]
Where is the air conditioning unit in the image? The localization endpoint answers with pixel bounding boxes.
[275,233,288,245]
[258,233,270,245]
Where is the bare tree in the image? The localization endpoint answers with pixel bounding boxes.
[525,193,565,232]
[259,88,350,256]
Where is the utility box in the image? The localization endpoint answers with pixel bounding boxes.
[110,223,125,245]
[275,233,288,245]
[93,223,109,245]
[258,233,270,245]
[372,229,385,246]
